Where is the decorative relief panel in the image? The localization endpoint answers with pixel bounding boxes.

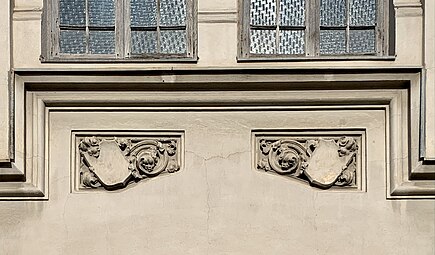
[73,132,183,191]
[253,131,365,191]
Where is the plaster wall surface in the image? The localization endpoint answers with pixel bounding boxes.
[1,109,434,254]
[0,0,434,253]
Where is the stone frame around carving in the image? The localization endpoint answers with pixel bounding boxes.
[251,130,366,192]
[71,131,185,193]
[0,69,433,200]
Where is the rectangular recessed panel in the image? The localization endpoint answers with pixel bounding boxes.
[60,30,86,54]
[280,0,305,26]
[349,29,375,53]
[59,0,86,26]
[89,0,115,26]
[320,29,346,54]
[159,0,186,26]
[131,30,158,54]
[89,31,115,54]
[279,30,305,54]
[160,30,187,54]
[253,130,365,191]
[130,0,157,27]
[350,0,376,26]
[250,29,276,54]
[73,132,184,192]
[250,0,277,26]
[320,0,346,26]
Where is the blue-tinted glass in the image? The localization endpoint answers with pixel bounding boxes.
[160,0,186,26]
[131,0,157,27]
[59,0,86,26]
[60,30,86,54]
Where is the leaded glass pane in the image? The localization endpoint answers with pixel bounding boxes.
[131,31,158,54]
[130,0,157,27]
[250,29,276,54]
[349,29,375,53]
[280,0,305,26]
[320,30,346,54]
[60,30,86,54]
[89,31,115,54]
[89,0,115,26]
[350,0,376,26]
[160,30,187,54]
[160,0,186,26]
[250,0,277,26]
[320,0,346,26]
[59,0,86,26]
[279,30,305,54]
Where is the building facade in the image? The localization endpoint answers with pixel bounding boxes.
[0,0,434,254]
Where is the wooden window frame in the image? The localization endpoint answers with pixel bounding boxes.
[238,0,394,61]
[41,0,197,62]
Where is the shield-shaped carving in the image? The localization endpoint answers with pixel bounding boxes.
[82,141,131,188]
[304,139,353,188]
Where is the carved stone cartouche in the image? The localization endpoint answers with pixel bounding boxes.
[78,136,181,190]
[257,136,358,189]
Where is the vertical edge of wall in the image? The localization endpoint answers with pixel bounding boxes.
[423,0,435,160]
[0,0,11,162]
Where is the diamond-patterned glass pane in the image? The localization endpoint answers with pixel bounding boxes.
[320,30,346,54]
[279,30,304,54]
[250,0,277,26]
[280,0,305,26]
[89,31,115,54]
[89,0,115,26]
[59,0,86,26]
[130,0,157,27]
[60,30,86,54]
[250,29,276,54]
[350,0,376,26]
[131,31,158,54]
[320,0,346,26]
[160,0,186,26]
[349,29,375,53]
[160,30,187,54]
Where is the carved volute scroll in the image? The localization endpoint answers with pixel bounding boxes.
[76,133,182,191]
[255,133,361,190]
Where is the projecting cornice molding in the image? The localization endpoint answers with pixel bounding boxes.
[0,69,433,199]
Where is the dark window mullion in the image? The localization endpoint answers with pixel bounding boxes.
[156,0,162,53]
[345,0,350,53]
[276,0,281,54]
[85,0,90,54]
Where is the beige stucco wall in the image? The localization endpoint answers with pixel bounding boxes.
[0,0,434,254]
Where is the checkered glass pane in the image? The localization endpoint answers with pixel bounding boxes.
[350,0,376,26]
[130,0,157,27]
[320,0,346,26]
[250,29,276,54]
[320,30,346,54]
[59,0,86,26]
[160,0,186,26]
[131,31,158,54]
[60,30,86,54]
[89,31,115,54]
[89,0,115,26]
[280,0,305,26]
[349,29,375,53]
[250,0,277,26]
[279,30,305,54]
[160,30,187,54]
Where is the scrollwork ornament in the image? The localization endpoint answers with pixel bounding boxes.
[78,135,182,190]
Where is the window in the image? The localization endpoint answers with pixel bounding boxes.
[239,0,391,60]
[42,0,197,62]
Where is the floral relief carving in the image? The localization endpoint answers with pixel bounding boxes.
[78,135,182,190]
[256,136,359,189]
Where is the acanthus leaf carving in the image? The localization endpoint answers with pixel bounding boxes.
[256,135,360,189]
[78,135,182,191]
